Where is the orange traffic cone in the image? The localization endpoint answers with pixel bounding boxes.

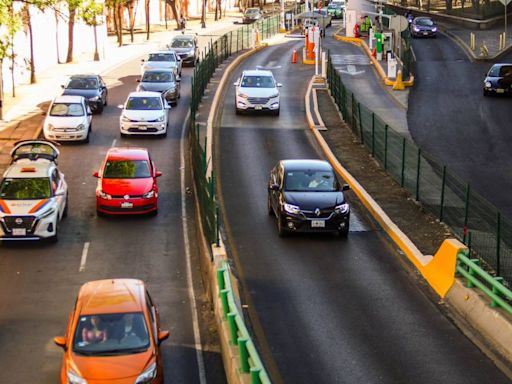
[372,47,376,58]
[291,48,297,64]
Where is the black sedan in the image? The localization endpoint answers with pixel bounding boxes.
[411,17,437,38]
[483,63,512,96]
[268,159,350,237]
[61,74,108,113]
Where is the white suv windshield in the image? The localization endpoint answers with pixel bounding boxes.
[241,75,275,88]
[0,178,51,199]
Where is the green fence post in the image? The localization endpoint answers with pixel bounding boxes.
[439,165,446,222]
[415,148,421,201]
[250,367,262,384]
[463,184,470,242]
[227,312,238,345]
[491,277,504,307]
[496,212,501,277]
[217,267,226,291]
[467,258,479,288]
[384,124,388,171]
[238,338,250,373]
[220,289,229,318]
[358,102,363,144]
[401,137,406,187]
[371,113,375,157]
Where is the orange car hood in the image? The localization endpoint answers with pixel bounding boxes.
[69,350,154,380]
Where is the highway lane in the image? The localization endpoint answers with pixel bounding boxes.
[409,33,512,217]
[0,45,225,382]
[216,41,511,383]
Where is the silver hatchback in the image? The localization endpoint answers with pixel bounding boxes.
[137,69,181,105]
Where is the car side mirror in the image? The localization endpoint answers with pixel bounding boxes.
[270,184,279,191]
[276,83,283,87]
[176,75,181,82]
[165,103,171,109]
[41,111,46,116]
[158,330,170,344]
[155,171,162,177]
[136,79,141,82]
[117,104,124,109]
[342,184,350,191]
[141,59,145,62]
[233,81,239,86]
[93,171,99,178]
[55,189,66,196]
[53,336,67,349]
[60,84,65,89]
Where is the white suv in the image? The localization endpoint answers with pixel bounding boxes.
[234,70,282,116]
[0,141,68,242]
[43,95,92,143]
[119,91,170,137]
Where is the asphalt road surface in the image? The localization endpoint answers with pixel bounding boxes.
[216,40,511,384]
[0,41,226,383]
[409,33,512,218]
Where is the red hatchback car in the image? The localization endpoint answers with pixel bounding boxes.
[94,147,161,215]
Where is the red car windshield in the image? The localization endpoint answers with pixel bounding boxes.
[103,160,151,179]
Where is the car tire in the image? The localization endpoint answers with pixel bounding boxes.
[149,208,158,216]
[161,130,167,138]
[97,210,105,217]
[273,108,280,117]
[84,130,90,144]
[97,104,104,114]
[49,224,59,243]
[104,96,108,106]
[483,89,490,96]
[62,196,69,219]
[267,195,274,216]
[338,223,349,238]
[277,214,288,237]
[235,108,241,115]
[121,132,128,138]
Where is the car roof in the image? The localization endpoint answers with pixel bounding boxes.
[53,95,84,103]
[142,68,174,73]
[242,69,274,76]
[148,50,176,55]
[4,161,52,178]
[172,34,195,40]
[106,147,150,161]
[127,91,163,98]
[281,159,333,171]
[77,279,146,315]
[69,74,99,78]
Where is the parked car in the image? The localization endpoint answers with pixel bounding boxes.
[93,147,161,216]
[141,51,182,76]
[43,95,92,143]
[243,7,263,23]
[483,63,512,96]
[168,34,198,66]
[234,69,282,115]
[268,159,350,237]
[327,1,344,19]
[61,74,108,114]
[137,69,181,105]
[410,17,437,38]
[54,279,170,384]
[119,91,170,137]
[0,140,68,241]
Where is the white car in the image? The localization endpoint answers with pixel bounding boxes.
[234,70,282,116]
[141,51,182,77]
[43,95,92,143]
[0,141,68,242]
[119,91,170,137]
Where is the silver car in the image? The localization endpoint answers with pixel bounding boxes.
[137,69,181,105]
[168,35,198,67]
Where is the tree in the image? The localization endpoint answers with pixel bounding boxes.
[79,0,104,61]
[164,0,180,29]
[65,0,82,63]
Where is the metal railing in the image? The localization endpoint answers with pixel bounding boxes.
[217,261,272,384]
[327,51,512,287]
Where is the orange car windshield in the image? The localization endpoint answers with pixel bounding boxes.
[73,313,150,356]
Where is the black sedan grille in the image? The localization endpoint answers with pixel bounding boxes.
[248,97,270,105]
[301,209,335,219]
[3,216,37,231]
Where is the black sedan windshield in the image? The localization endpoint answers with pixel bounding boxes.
[66,78,98,89]
[103,160,151,179]
[489,65,512,77]
[284,170,338,192]
[0,177,51,199]
[73,313,150,356]
[142,72,173,83]
[416,18,434,26]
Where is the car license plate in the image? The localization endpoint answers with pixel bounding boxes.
[497,89,505,94]
[12,228,26,236]
[423,32,429,35]
[138,126,147,130]
[121,202,133,208]
[311,220,325,228]
[255,105,263,110]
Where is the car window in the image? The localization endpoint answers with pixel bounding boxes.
[73,313,150,356]
[240,75,275,88]
[142,72,173,83]
[284,170,338,192]
[126,97,163,110]
[416,18,434,26]
[103,160,151,179]
[51,169,60,193]
[50,103,85,117]
[66,78,98,89]
[0,177,51,199]
[499,65,512,77]
[171,39,194,48]
[148,53,175,62]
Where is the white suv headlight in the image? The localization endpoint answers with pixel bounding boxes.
[237,93,248,99]
[156,115,165,122]
[67,370,87,384]
[284,203,300,214]
[269,93,279,98]
[121,114,131,122]
[135,362,157,384]
[39,208,55,219]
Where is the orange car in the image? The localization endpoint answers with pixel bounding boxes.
[54,279,169,384]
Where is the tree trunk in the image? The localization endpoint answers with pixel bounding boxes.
[117,2,123,47]
[145,0,150,40]
[93,25,99,61]
[11,44,15,97]
[165,0,180,29]
[54,9,61,64]
[128,1,135,43]
[24,5,36,84]
[66,7,76,63]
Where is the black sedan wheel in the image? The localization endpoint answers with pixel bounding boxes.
[277,214,288,237]
[267,195,274,216]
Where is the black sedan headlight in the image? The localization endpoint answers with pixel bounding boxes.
[484,81,492,88]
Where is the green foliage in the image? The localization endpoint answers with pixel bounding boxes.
[79,0,103,26]
[0,0,22,61]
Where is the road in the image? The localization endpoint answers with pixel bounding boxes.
[0,36,227,383]
[216,40,511,383]
[409,33,512,218]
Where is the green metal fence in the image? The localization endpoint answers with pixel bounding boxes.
[327,52,512,287]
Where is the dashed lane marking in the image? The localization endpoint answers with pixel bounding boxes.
[79,242,90,272]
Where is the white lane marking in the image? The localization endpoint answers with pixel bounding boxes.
[111,139,117,148]
[79,242,90,272]
[180,110,207,384]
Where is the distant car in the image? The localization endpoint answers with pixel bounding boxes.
[234,69,282,115]
[141,51,182,76]
[0,140,68,241]
[61,74,108,114]
[268,159,350,237]
[93,147,161,215]
[327,2,344,19]
[137,69,181,105]
[243,8,263,23]
[43,95,92,143]
[168,34,198,66]
[54,279,170,384]
[483,63,512,96]
[119,91,170,137]
[411,17,437,38]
